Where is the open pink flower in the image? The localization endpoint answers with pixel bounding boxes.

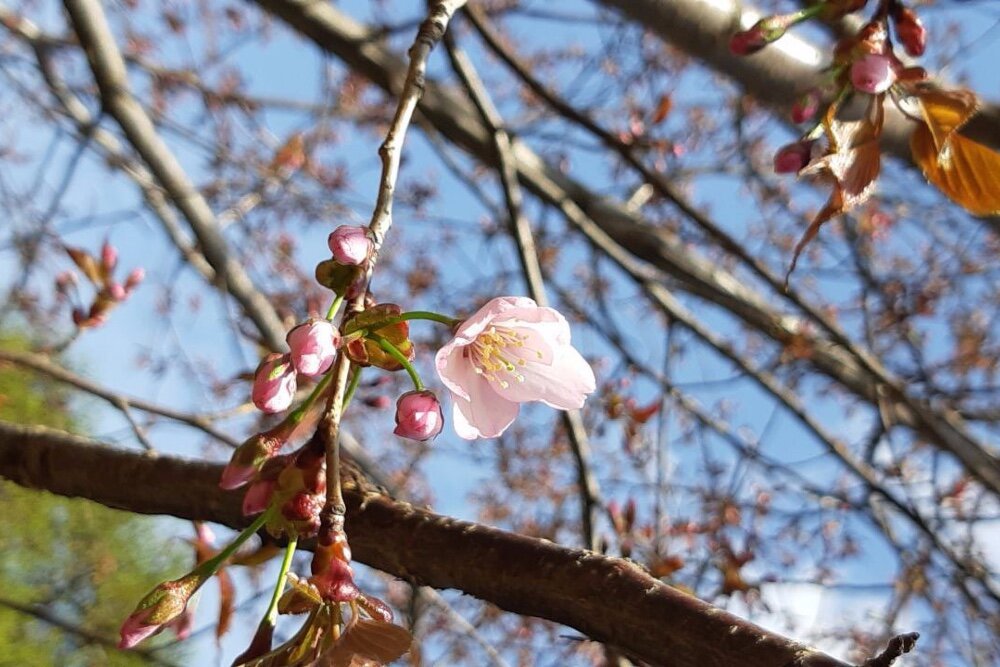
[434,297,595,439]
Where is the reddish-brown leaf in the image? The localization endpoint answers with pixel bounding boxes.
[650,94,673,124]
[910,88,1000,215]
[790,98,885,278]
[216,568,235,642]
[337,619,413,665]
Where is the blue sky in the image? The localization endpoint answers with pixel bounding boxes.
[1,1,998,665]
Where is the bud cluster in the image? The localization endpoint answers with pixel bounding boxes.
[727,2,931,178]
[60,240,144,329]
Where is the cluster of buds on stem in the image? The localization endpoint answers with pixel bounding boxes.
[251,318,341,414]
[60,240,144,329]
[729,1,931,178]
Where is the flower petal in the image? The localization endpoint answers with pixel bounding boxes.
[493,345,595,410]
[448,371,520,439]
[435,344,474,402]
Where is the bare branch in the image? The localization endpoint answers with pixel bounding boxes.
[441,29,603,552]
[62,0,288,351]
[249,0,1000,497]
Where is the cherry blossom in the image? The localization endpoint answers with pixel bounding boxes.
[435,297,595,439]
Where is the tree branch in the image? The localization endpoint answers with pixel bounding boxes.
[248,0,1000,498]
[62,0,288,351]
[0,420,856,667]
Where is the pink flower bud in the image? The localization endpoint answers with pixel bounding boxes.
[124,267,145,292]
[393,390,444,441]
[108,282,126,302]
[221,424,295,490]
[119,574,205,649]
[251,353,297,414]
[327,225,373,266]
[101,240,118,271]
[286,319,341,377]
[894,8,926,57]
[773,140,814,174]
[242,479,276,515]
[850,54,896,94]
[309,556,359,602]
[791,90,821,124]
[729,15,790,56]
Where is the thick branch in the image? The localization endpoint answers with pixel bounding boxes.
[0,421,853,667]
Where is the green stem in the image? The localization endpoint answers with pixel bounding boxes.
[289,372,333,426]
[790,3,824,24]
[342,366,362,411]
[344,310,459,336]
[194,509,273,577]
[264,537,298,624]
[368,333,423,390]
[326,294,345,321]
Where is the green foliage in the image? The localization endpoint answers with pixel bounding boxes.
[0,334,188,666]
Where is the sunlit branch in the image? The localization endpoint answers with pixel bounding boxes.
[63,0,288,351]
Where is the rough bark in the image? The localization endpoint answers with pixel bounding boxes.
[0,421,851,667]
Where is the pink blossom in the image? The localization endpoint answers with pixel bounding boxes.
[850,54,896,94]
[251,353,297,414]
[791,90,820,124]
[434,297,595,439]
[393,390,444,441]
[108,282,126,302]
[287,319,340,376]
[327,225,373,266]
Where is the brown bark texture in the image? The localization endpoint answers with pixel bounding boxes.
[0,421,851,667]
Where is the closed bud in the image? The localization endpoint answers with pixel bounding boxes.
[287,319,341,377]
[327,225,373,266]
[894,8,926,57]
[124,267,145,292]
[773,140,815,174]
[729,15,793,56]
[118,574,205,649]
[393,390,443,441]
[101,240,118,272]
[220,423,295,490]
[791,90,821,124]
[850,53,896,94]
[251,353,297,414]
[108,282,127,302]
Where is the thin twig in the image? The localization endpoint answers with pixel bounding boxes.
[441,31,604,552]
[318,0,467,535]
[62,0,288,351]
[0,348,239,447]
[861,632,920,667]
